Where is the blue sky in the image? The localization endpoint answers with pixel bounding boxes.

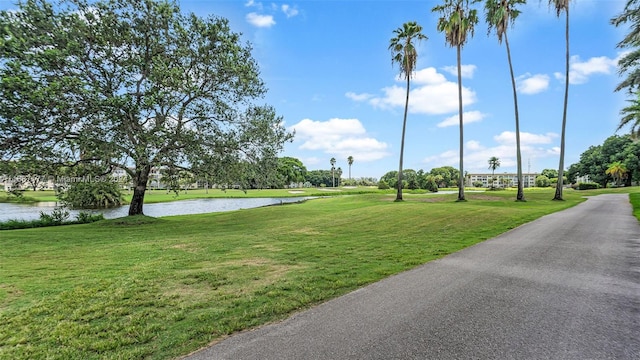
[180,0,627,180]
[2,0,629,179]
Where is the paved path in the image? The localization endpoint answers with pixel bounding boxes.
[184,194,640,359]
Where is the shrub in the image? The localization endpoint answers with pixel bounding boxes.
[535,175,550,187]
[76,212,105,224]
[1,210,104,230]
[378,180,390,190]
[7,188,25,199]
[39,207,70,225]
[407,179,419,190]
[576,182,600,190]
[59,180,123,209]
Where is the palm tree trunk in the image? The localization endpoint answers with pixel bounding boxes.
[554,6,569,201]
[491,168,495,189]
[505,32,525,201]
[456,44,465,201]
[396,75,411,201]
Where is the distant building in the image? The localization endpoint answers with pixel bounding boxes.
[467,173,538,188]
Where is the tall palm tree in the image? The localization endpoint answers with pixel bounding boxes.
[389,21,427,201]
[488,156,500,189]
[330,157,336,187]
[336,167,343,187]
[432,0,480,202]
[347,156,354,180]
[485,0,526,201]
[606,161,628,186]
[550,0,571,201]
[611,1,640,163]
[611,0,640,94]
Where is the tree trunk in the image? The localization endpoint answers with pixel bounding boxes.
[396,74,411,201]
[456,44,465,201]
[505,32,525,201]
[128,164,151,216]
[554,7,570,201]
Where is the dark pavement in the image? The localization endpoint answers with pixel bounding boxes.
[183,194,640,359]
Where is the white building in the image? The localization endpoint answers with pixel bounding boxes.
[467,173,538,188]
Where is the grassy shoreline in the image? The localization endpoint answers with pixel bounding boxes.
[1,187,638,359]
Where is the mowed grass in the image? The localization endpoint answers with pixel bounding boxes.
[0,188,636,359]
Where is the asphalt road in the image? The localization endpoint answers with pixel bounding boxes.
[183,194,640,360]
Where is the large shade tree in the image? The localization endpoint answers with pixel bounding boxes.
[569,134,639,187]
[389,21,427,201]
[485,0,526,201]
[432,0,480,202]
[549,0,571,201]
[276,157,307,188]
[0,0,292,215]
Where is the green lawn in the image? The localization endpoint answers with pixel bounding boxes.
[1,187,637,359]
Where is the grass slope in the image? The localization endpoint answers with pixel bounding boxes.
[0,188,636,359]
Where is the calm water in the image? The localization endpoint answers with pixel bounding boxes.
[0,197,312,222]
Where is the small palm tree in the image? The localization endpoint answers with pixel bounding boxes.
[488,156,500,189]
[432,0,480,201]
[606,161,628,186]
[347,156,354,180]
[485,0,526,201]
[389,21,428,201]
[549,0,571,201]
[330,157,336,187]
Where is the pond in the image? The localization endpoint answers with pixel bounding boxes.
[0,197,312,222]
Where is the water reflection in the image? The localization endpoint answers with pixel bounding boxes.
[0,197,311,222]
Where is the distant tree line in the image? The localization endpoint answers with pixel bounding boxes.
[273,157,377,188]
[566,134,640,188]
[378,166,460,192]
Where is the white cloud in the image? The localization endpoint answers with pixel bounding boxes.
[246,12,275,27]
[437,110,486,128]
[345,92,374,101]
[494,131,557,145]
[281,4,299,18]
[245,0,262,9]
[517,73,550,95]
[288,118,390,161]
[554,55,617,84]
[442,64,477,79]
[413,68,448,84]
[467,140,483,151]
[365,67,477,115]
[303,157,321,166]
